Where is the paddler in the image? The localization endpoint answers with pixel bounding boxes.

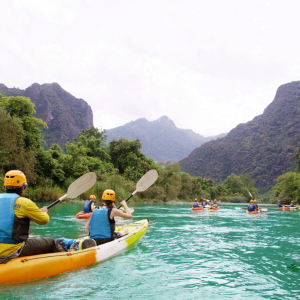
[192,198,200,208]
[277,200,282,208]
[290,201,295,207]
[253,200,259,211]
[212,199,218,207]
[83,195,96,213]
[202,199,208,207]
[87,189,132,245]
[0,170,64,263]
[247,200,255,212]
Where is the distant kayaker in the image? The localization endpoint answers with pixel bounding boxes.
[0,170,64,263]
[192,198,199,208]
[87,189,132,245]
[83,195,96,213]
[253,200,259,211]
[247,200,255,212]
[212,199,218,207]
[277,200,282,208]
[202,199,208,207]
[290,201,295,207]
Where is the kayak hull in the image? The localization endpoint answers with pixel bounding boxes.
[76,211,92,219]
[0,219,148,285]
[278,207,296,210]
[246,210,259,214]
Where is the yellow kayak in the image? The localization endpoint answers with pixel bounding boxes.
[0,219,148,285]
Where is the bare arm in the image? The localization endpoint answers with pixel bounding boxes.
[111,201,132,219]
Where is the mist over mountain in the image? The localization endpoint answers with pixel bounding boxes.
[105,116,226,162]
[180,81,300,191]
[0,83,93,148]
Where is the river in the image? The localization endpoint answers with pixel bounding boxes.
[0,203,299,299]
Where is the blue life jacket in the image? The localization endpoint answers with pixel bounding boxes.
[277,202,282,207]
[193,202,199,208]
[84,200,92,213]
[0,193,20,244]
[254,203,258,209]
[248,203,255,211]
[90,208,114,240]
[290,203,295,207]
[202,201,207,207]
[213,202,218,206]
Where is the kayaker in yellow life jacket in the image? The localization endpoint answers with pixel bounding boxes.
[0,170,64,264]
[86,189,132,245]
[192,198,199,208]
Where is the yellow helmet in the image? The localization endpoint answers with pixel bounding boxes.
[194,198,197,201]
[89,195,96,200]
[4,170,27,188]
[102,189,115,201]
[250,200,253,203]
[214,199,217,202]
[291,201,294,203]
[254,200,257,203]
[278,200,280,202]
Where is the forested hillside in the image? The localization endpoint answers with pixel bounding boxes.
[0,83,93,148]
[180,81,300,191]
[106,115,226,162]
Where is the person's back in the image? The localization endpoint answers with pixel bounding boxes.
[88,189,132,245]
[192,199,199,208]
[202,199,207,207]
[290,201,295,207]
[277,200,282,207]
[83,195,96,213]
[248,200,255,211]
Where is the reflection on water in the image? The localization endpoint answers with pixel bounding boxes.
[0,203,300,299]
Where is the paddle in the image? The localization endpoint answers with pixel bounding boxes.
[117,169,158,209]
[47,172,97,209]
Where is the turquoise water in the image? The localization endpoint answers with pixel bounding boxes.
[0,203,300,299]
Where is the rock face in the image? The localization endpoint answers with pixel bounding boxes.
[0,83,93,148]
[180,81,300,191]
[105,115,226,162]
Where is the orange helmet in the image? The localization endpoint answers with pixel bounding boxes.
[250,200,253,203]
[4,170,27,188]
[102,189,115,201]
[254,200,257,203]
[89,195,96,200]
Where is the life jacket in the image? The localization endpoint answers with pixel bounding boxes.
[290,203,295,207]
[83,200,92,213]
[89,208,115,240]
[248,203,255,211]
[202,201,207,207]
[254,203,258,209]
[277,202,282,207]
[193,202,199,208]
[0,193,30,244]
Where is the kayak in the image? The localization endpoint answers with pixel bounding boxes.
[211,207,220,210]
[77,207,135,219]
[191,206,219,211]
[191,207,204,211]
[246,210,259,214]
[76,211,92,219]
[278,206,296,210]
[0,219,148,285]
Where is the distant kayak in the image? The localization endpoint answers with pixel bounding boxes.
[76,211,92,219]
[246,210,259,214]
[191,206,219,211]
[191,207,204,211]
[278,206,296,211]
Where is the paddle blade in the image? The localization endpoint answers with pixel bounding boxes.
[249,191,253,198]
[136,169,158,192]
[66,172,97,199]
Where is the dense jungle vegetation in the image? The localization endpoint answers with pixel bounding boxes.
[0,94,298,205]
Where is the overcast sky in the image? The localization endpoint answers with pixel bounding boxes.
[1,0,299,136]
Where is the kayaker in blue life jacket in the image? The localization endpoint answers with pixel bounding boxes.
[202,199,208,207]
[83,195,96,213]
[277,200,282,207]
[212,199,218,207]
[247,200,255,212]
[86,189,132,245]
[290,201,295,207]
[192,199,199,208]
[0,170,64,264]
[253,200,259,211]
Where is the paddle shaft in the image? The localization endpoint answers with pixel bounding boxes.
[117,190,138,209]
[47,200,61,209]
